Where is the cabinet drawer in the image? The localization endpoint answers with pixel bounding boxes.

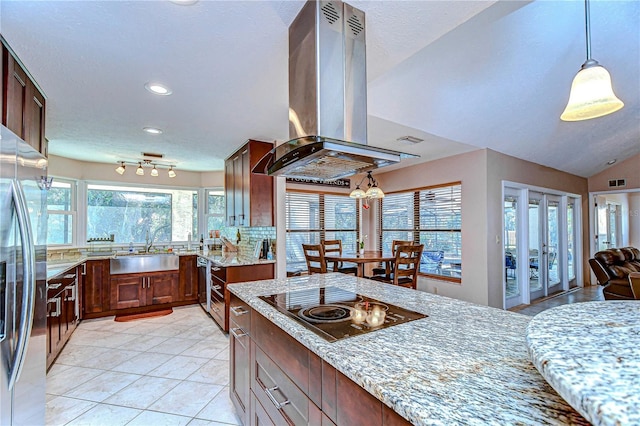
[229,293,251,331]
[210,264,226,283]
[251,342,321,426]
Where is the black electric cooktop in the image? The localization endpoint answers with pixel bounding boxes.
[258,286,427,342]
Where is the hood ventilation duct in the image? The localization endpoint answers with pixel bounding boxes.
[254,0,416,181]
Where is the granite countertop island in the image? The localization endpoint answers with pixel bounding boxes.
[526,301,640,426]
[228,273,587,425]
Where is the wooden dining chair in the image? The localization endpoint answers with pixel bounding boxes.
[302,244,327,274]
[371,244,424,289]
[371,240,413,277]
[321,240,358,275]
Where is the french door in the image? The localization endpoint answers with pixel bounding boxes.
[529,193,562,300]
[503,184,581,309]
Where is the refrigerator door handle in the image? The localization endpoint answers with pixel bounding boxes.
[8,180,36,390]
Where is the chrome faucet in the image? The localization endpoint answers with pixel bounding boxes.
[146,225,171,253]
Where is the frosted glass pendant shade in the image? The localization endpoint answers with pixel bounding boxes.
[365,186,385,199]
[136,163,144,176]
[561,60,624,121]
[115,163,126,175]
[349,186,366,199]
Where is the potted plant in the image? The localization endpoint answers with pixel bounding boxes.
[358,235,367,255]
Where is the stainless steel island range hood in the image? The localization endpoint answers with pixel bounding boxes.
[254,0,416,181]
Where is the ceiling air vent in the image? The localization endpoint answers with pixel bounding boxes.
[608,179,626,188]
[142,152,164,159]
[321,2,340,25]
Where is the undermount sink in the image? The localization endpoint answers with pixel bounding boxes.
[110,254,179,275]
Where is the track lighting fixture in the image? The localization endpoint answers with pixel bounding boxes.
[114,160,177,178]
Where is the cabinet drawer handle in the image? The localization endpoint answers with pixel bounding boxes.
[48,283,62,290]
[212,284,222,291]
[264,386,290,410]
[64,284,76,302]
[48,297,61,317]
[212,267,221,272]
[230,306,248,316]
[230,327,247,339]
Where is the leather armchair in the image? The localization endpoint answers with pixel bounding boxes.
[589,247,640,300]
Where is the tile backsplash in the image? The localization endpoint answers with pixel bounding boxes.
[47,226,277,260]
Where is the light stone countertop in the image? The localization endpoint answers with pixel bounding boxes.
[46,251,274,280]
[227,273,587,425]
[526,301,640,426]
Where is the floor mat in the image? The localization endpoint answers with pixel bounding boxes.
[114,308,173,322]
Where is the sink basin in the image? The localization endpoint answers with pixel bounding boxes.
[110,254,179,275]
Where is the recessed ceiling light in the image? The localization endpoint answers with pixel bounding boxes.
[607,159,617,165]
[143,127,163,135]
[144,82,172,96]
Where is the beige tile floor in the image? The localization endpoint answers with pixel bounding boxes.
[46,305,241,426]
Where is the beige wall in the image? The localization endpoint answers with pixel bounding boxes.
[588,153,640,192]
[48,155,224,188]
[630,193,640,248]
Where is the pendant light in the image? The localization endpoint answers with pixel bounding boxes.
[151,165,159,177]
[136,162,144,176]
[168,166,176,178]
[350,171,384,199]
[115,162,126,175]
[561,0,623,121]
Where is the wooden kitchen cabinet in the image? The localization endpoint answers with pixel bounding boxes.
[224,139,274,227]
[230,301,411,426]
[230,293,251,426]
[110,271,178,310]
[47,267,79,370]
[2,42,47,155]
[178,255,198,302]
[83,259,110,315]
[210,262,274,332]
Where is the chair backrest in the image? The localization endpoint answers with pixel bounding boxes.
[302,244,327,274]
[505,252,516,269]
[393,244,424,289]
[629,272,640,300]
[391,240,413,254]
[321,240,343,256]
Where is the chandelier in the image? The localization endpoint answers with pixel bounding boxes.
[349,171,385,199]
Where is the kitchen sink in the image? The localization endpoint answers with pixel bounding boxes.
[110,254,179,275]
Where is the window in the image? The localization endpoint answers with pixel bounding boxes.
[206,189,225,235]
[379,183,461,280]
[286,191,359,268]
[86,184,198,244]
[47,179,75,245]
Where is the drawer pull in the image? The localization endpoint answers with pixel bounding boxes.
[230,327,248,339]
[48,283,62,290]
[48,297,61,317]
[212,284,222,291]
[212,267,221,272]
[64,284,76,301]
[265,386,290,410]
[230,306,248,316]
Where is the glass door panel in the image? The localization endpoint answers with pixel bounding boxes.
[528,194,542,299]
[546,196,561,294]
[567,199,577,287]
[504,194,519,300]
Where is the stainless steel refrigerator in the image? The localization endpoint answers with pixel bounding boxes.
[1,124,47,425]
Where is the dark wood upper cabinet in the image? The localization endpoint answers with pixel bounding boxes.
[225,140,274,227]
[2,42,47,155]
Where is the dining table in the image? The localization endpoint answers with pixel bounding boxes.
[325,250,395,278]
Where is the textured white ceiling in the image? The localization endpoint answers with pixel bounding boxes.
[2,0,638,177]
